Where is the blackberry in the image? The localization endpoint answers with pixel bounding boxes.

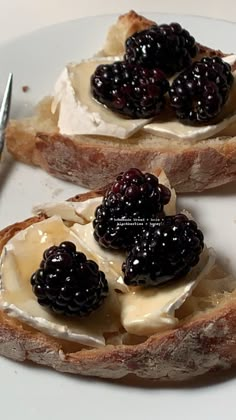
[124,23,198,75]
[91,60,169,118]
[30,241,108,317]
[122,214,204,286]
[169,56,234,123]
[93,168,171,249]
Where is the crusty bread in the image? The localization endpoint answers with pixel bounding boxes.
[99,10,227,59]
[1,171,236,381]
[99,10,156,57]
[5,10,236,192]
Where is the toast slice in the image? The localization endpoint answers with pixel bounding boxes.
[0,169,236,382]
[5,10,236,192]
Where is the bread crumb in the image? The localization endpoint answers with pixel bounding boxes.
[22,85,29,92]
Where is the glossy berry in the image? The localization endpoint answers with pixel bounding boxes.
[30,241,108,317]
[93,168,171,249]
[122,213,204,286]
[124,23,198,75]
[169,56,234,123]
[91,60,169,118]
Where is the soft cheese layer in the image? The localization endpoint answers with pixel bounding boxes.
[119,248,215,335]
[0,216,122,347]
[33,196,103,224]
[51,57,151,139]
[52,55,236,141]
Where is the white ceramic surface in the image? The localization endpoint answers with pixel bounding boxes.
[0,13,236,420]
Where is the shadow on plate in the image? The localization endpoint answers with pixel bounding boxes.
[8,356,236,390]
[180,179,236,199]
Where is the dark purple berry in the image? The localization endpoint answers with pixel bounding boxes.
[169,56,234,123]
[30,241,108,317]
[124,23,198,75]
[93,168,171,249]
[91,61,169,118]
[122,213,204,286]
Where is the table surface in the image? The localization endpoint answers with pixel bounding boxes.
[0,0,236,43]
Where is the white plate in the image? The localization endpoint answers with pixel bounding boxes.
[1,12,236,420]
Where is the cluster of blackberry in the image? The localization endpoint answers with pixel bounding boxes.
[122,214,204,286]
[169,56,233,122]
[124,23,197,75]
[93,168,204,287]
[91,23,233,122]
[31,169,204,316]
[31,241,108,317]
[91,63,169,119]
[93,168,170,249]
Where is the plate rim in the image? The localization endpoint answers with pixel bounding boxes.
[0,10,236,49]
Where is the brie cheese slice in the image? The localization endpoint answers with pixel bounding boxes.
[144,108,236,141]
[51,57,151,139]
[119,248,216,335]
[33,197,103,224]
[52,54,236,142]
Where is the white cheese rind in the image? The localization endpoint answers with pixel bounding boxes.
[33,197,103,224]
[144,111,236,141]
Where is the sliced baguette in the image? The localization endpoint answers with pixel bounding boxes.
[0,171,236,381]
[5,10,236,192]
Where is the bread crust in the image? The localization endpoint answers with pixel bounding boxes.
[1,189,236,381]
[6,120,236,192]
[1,293,236,380]
[35,132,236,192]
